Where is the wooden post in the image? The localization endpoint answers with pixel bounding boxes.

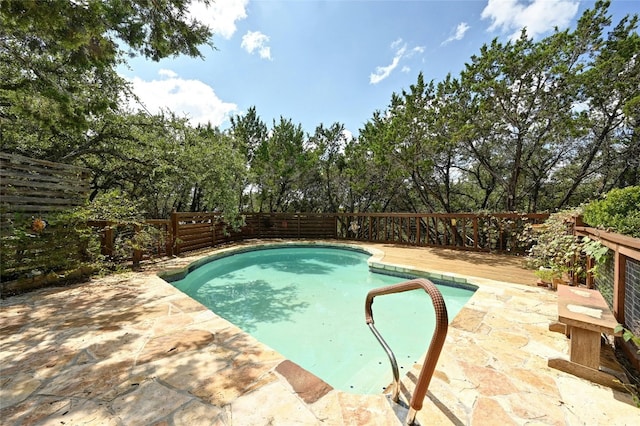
[406,217,410,244]
[569,327,601,369]
[258,212,262,238]
[442,218,448,246]
[614,252,627,324]
[104,222,114,258]
[171,212,180,255]
[424,216,430,245]
[132,224,142,267]
[473,217,479,250]
[462,218,467,248]
[450,217,457,247]
[391,216,395,243]
[585,256,595,289]
[165,220,173,256]
[210,213,218,247]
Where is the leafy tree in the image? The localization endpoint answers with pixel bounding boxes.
[1,0,249,221]
[0,0,213,154]
[555,6,640,206]
[230,106,268,166]
[392,74,465,213]
[182,124,246,217]
[355,0,638,214]
[458,28,579,212]
[252,117,308,212]
[376,73,448,212]
[302,123,350,212]
[78,113,244,218]
[230,107,269,211]
[353,115,410,212]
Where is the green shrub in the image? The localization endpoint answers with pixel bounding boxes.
[525,208,609,281]
[526,209,583,277]
[583,186,640,238]
[0,209,102,283]
[0,190,156,287]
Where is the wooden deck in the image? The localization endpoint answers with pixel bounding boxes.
[363,243,539,286]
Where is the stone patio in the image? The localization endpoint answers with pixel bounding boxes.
[1,241,638,425]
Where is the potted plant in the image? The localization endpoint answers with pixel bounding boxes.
[534,267,562,289]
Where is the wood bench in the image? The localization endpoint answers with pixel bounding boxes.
[548,284,625,390]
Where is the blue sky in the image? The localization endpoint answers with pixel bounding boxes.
[120,0,639,137]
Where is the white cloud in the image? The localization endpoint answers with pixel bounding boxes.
[481,0,579,40]
[125,69,238,127]
[342,129,353,143]
[370,39,424,85]
[158,69,177,78]
[391,38,404,50]
[370,54,403,85]
[188,0,248,39]
[241,31,272,60]
[442,22,470,45]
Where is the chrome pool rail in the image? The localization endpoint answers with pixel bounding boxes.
[364,278,449,426]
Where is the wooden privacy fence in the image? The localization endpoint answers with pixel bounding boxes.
[95,211,548,259]
[171,212,337,254]
[0,152,90,218]
[1,152,92,293]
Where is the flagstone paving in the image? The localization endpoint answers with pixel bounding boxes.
[1,241,638,425]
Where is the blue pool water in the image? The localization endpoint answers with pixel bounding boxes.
[171,246,475,394]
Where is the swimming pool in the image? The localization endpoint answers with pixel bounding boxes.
[169,245,476,394]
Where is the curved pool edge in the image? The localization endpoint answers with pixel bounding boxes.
[157,240,479,293]
[158,240,374,283]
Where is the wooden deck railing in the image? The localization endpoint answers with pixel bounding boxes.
[335,212,548,254]
[93,212,548,261]
[88,219,173,263]
[568,216,640,370]
[575,225,640,336]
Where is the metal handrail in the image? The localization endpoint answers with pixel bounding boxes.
[364,278,448,425]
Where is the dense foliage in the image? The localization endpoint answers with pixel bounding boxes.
[525,209,584,280]
[1,1,638,219]
[582,186,640,237]
[0,208,101,286]
[525,185,640,288]
[0,191,163,287]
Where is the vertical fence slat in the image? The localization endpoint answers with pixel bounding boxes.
[615,253,627,324]
[473,218,479,250]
